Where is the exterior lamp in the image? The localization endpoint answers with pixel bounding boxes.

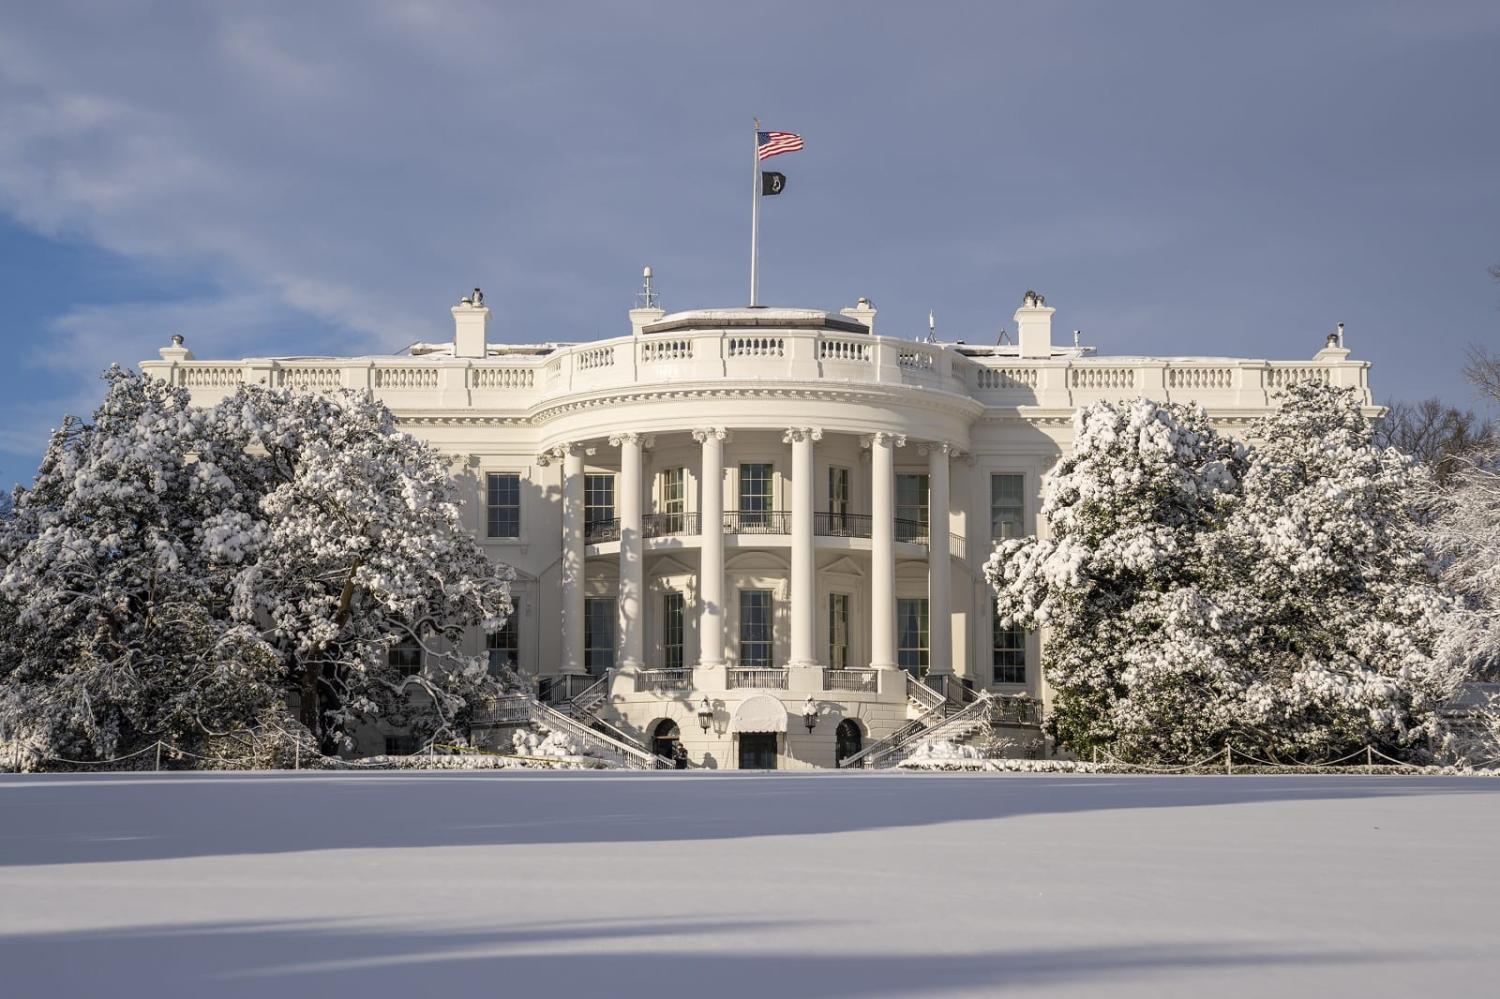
[697,696,713,733]
[802,696,819,733]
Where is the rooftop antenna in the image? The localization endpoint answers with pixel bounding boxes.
[637,265,660,310]
[1336,321,1345,347]
[997,327,1011,346]
[926,310,937,344]
[1073,329,1082,348]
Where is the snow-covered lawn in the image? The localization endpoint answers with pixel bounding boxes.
[1,772,1495,998]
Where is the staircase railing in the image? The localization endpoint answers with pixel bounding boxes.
[906,674,947,714]
[570,673,611,714]
[865,693,996,769]
[837,700,948,769]
[528,699,667,770]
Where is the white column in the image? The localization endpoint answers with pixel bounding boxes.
[866,432,904,670]
[612,433,645,670]
[558,444,586,675]
[924,442,953,677]
[694,428,727,666]
[785,426,821,666]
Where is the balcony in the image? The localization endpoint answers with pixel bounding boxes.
[584,517,620,544]
[823,668,879,692]
[814,512,871,537]
[643,511,699,538]
[636,667,693,693]
[722,510,791,535]
[591,509,968,558]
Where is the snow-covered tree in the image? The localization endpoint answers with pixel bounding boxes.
[986,382,1461,763]
[0,369,513,765]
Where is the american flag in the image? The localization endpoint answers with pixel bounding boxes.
[757,130,803,161]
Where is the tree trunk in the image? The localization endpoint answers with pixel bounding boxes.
[297,664,320,738]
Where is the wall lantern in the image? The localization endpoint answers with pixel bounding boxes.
[802,696,819,733]
[697,696,714,733]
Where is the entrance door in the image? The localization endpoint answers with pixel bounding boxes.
[738,732,778,770]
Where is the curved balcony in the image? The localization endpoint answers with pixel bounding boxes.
[586,509,968,559]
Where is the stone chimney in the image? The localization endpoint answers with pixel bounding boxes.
[158,333,194,362]
[838,296,877,332]
[1014,290,1054,358]
[629,265,667,335]
[452,288,489,358]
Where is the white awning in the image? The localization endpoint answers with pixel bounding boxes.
[730,694,788,733]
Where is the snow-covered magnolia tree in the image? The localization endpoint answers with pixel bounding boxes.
[0,369,513,765]
[986,382,1463,763]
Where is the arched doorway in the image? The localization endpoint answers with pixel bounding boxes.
[651,719,680,761]
[836,719,863,765]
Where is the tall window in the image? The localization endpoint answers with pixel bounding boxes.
[584,597,616,675]
[828,467,851,529]
[388,635,422,677]
[896,598,929,677]
[660,467,685,532]
[739,590,774,667]
[992,614,1026,684]
[739,463,773,526]
[896,474,929,542]
[991,473,1025,541]
[585,473,616,537]
[662,591,685,670]
[486,473,520,538]
[486,614,519,674]
[828,593,850,669]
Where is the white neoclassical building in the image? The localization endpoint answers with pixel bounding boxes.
[141,283,1372,769]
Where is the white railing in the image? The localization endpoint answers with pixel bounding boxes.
[577,345,614,370]
[279,366,343,391]
[1266,365,1331,389]
[374,367,439,390]
[180,365,244,388]
[819,337,872,363]
[569,673,611,714]
[1166,366,1234,390]
[637,668,693,693]
[641,339,693,363]
[470,367,535,389]
[1070,366,1137,391]
[906,674,946,713]
[897,350,935,371]
[529,699,664,769]
[872,694,996,768]
[976,367,1038,390]
[824,668,878,692]
[727,667,789,689]
[727,336,785,358]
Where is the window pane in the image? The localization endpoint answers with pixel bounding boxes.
[486,614,519,673]
[739,590,773,667]
[584,597,616,675]
[663,591,685,670]
[828,467,850,516]
[992,612,1027,684]
[389,635,422,676]
[896,598,929,677]
[828,593,849,669]
[896,474,929,529]
[585,474,616,532]
[487,473,521,538]
[739,463,773,519]
[991,473,1025,540]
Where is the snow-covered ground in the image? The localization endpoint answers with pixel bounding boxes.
[1,772,1495,998]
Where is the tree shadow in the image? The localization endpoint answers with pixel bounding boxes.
[0,915,1401,999]
[0,772,1494,867]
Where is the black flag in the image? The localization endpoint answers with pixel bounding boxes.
[761,171,786,196]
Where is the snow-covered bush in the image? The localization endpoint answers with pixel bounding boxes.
[986,382,1462,764]
[512,727,584,760]
[0,369,513,764]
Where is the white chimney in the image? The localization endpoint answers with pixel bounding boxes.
[838,296,877,332]
[1014,290,1054,359]
[452,289,490,358]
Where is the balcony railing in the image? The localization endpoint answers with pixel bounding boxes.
[584,517,620,544]
[637,667,694,693]
[894,517,928,545]
[814,512,872,538]
[727,667,789,689]
[723,510,791,534]
[823,668,879,692]
[643,511,699,538]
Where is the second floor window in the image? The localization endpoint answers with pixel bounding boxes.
[487,615,519,673]
[992,614,1026,684]
[896,598,929,678]
[388,634,422,677]
[486,473,520,538]
[828,592,850,669]
[828,467,850,516]
[584,597,616,675]
[896,474,929,541]
[991,473,1025,541]
[585,473,616,536]
[739,589,774,667]
[739,463,773,525]
[662,591,685,670]
[660,467,685,531]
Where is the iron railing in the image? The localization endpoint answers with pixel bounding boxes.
[643,511,699,538]
[723,510,791,534]
[814,512,872,538]
[726,667,789,689]
[584,517,620,544]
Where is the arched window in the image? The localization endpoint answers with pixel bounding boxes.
[836,719,863,764]
[651,719,681,761]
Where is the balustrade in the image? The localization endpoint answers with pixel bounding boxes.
[727,667,789,689]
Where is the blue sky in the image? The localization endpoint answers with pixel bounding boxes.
[1,1,1496,486]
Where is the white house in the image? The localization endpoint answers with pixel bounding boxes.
[141,282,1372,769]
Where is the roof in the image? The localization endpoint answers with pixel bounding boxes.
[642,307,870,336]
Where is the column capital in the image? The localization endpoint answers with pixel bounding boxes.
[781,426,824,444]
[859,432,907,449]
[917,440,954,457]
[608,432,654,450]
[691,427,730,444]
[537,441,588,466]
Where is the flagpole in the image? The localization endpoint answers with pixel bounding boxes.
[750,117,761,307]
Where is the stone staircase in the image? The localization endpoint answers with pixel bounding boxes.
[838,675,1042,769]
